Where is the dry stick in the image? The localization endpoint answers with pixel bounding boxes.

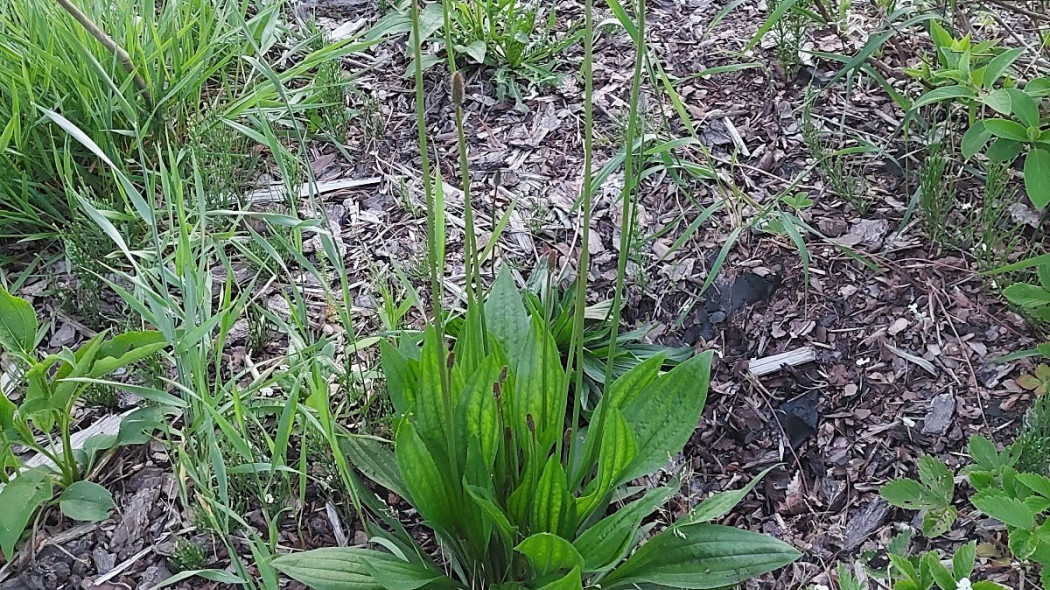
[983,0,1050,22]
[55,0,152,104]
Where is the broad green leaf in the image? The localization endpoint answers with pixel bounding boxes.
[511,315,565,449]
[579,355,665,477]
[983,47,1025,88]
[1006,89,1040,128]
[922,505,957,538]
[271,547,393,590]
[0,471,52,560]
[339,434,409,500]
[917,455,954,502]
[953,540,976,579]
[961,121,992,160]
[912,85,974,109]
[485,267,530,360]
[532,455,574,537]
[889,553,919,582]
[515,533,584,575]
[88,331,166,378]
[925,552,955,590]
[363,558,453,590]
[380,340,416,415]
[413,327,452,457]
[58,481,114,522]
[606,352,665,409]
[452,304,487,388]
[579,406,636,518]
[465,484,517,544]
[972,582,1010,590]
[980,89,1012,115]
[535,566,583,590]
[881,478,926,509]
[620,351,713,482]
[984,118,1030,142]
[971,490,1036,529]
[602,523,800,589]
[459,355,503,480]
[1009,528,1037,559]
[1024,148,1050,209]
[462,40,486,64]
[986,138,1023,162]
[573,484,678,573]
[1018,472,1050,498]
[968,435,1000,469]
[1002,283,1050,308]
[395,421,455,532]
[0,284,37,356]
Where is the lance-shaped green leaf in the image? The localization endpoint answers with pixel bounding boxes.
[0,285,36,356]
[395,420,456,532]
[531,455,574,536]
[679,466,775,524]
[511,315,565,449]
[59,481,114,522]
[574,484,678,573]
[578,406,636,519]
[339,434,408,500]
[458,355,503,476]
[536,566,583,590]
[619,351,713,482]
[515,533,584,576]
[602,523,801,589]
[380,339,417,416]
[0,470,52,561]
[271,547,394,590]
[88,331,166,378]
[1024,148,1050,209]
[413,327,452,456]
[485,267,530,360]
[363,557,456,590]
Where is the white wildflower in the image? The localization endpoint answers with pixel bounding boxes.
[956,578,971,590]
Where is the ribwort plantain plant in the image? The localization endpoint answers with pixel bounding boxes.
[270,0,800,587]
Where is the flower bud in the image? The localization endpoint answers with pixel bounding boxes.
[451,71,465,108]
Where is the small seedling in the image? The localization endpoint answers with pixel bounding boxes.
[881,454,957,537]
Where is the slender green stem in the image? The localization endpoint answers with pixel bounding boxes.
[441,0,458,74]
[410,0,459,495]
[410,0,444,327]
[453,73,489,346]
[564,0,595,468]
[603,0,647,388]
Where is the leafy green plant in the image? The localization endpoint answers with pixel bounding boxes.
[0,284,166,559]
[888,541,1006,590]
[446,266,693,409]
[380,0,582,104]
[881,436,1050,587]
[275,282,800,589]
[907,22,1050,208]
[882,454,958,537]
[269,0,799,584]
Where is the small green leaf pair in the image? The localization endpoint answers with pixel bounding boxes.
[273,276,800,590]
[0,283,167,560]
[890,541,1005,590]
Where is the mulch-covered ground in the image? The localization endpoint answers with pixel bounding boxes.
[2,0,1047,588]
